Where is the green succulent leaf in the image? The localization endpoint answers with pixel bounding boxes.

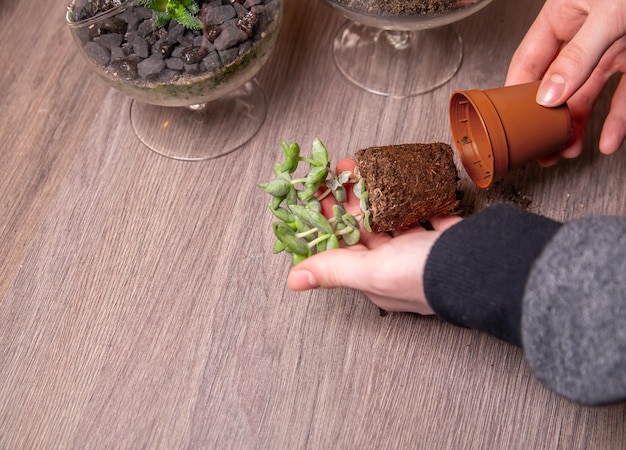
[305,165,328,189]
[363,210,373,233]
[332,204,345,222]
[289,205,334,235]
[326,234,340,250]
[260,178,291,197]
[270,207,295,224]
[297,187,317,203]
[306,198,322,213]
[343,228,361,246]
[342,213,359,229]
[273,222,310,255]
[273,240,286,254]
[311,138,329,167]
[326,177,341,191]
[337,170,351,184]
[269,196,282,210]
[292,252,308,265]
[284,186,297,204]
[353,179,364,199]
[277,141,300,174]
[333,185,347,204]
[294,217,309,234]
[359,189,369,214]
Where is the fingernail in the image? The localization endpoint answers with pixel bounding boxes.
[537,73,565,106]
[290,270,319,290]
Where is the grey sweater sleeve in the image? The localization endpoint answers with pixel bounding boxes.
[523,215,626,405]
[424,203,626,405]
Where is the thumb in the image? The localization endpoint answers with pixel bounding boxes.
[287,247,372,291]
[537,11,617,106]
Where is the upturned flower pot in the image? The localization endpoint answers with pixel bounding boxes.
[449,81,572,188]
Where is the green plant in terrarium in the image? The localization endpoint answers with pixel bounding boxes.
[259,138,372,265]
[139,0,203,29]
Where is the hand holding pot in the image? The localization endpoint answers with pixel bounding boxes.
[505,0,626,165]
[286,158,461,315]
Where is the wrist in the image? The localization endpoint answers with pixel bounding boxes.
[423,203,562,345]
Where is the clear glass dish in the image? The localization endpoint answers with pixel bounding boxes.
[322,0,495,97]
[67,0,283,160]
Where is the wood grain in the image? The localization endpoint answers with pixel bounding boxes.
[1,0,625,448]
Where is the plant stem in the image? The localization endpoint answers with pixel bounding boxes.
[296,228,318,239]
[316,187,332,202]
[335,226,355,236]
[308,234,331,248]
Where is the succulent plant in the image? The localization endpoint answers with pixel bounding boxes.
[259,138,372,265]
[139,0,203,29]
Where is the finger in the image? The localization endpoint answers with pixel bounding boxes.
[336,158,358,174]
[555,107,586,160]
[564,38,622,118]
[537,7,625,106]
[287,247,377,291]
[330,158,361,215]
[428,214,462,231]
[319,158,359,217]
[560,139,585,159]
[536,124,584,165]
[506,8,564,85]
[537,150,562,167]
[287,248,432,314]
[600,75,626,155]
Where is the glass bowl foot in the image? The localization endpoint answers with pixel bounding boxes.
[130,79,267,161]
[333,21,463,97]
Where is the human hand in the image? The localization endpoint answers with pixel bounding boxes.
[286,158,462,314]
[505,0,626,166]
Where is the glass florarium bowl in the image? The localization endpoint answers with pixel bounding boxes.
[67,0,282,160]
[322,0,494,97]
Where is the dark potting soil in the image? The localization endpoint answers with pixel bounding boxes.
[69,0,280,86]
[355,143,461,232]
[331,0,458,15]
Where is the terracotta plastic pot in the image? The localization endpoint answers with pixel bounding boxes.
[449,81,572,188]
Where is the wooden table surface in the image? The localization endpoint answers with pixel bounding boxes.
[2,0,625,448]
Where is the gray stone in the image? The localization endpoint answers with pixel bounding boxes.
[167,22,185,42]
[184,63,202,75]
[117,9,141,30]
[213,26,248,51]
[110,46,127,61]
[217,46,239,65]
[110,58,139,80]
[202,51,221,72]
[127,32,150,58]
[166,58,185,70]
[137,54,166,78]
[233,2,248,17]
[238,40,253,56]
[204,5,236,25]
[137,19,155,38]
[83,41,110,66]
[157,69,181,83]
[134,6,154,20]
[93,33,123,50]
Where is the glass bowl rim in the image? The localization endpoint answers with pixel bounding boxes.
[66,0,139,29]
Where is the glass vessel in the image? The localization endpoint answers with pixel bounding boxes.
[67,0,283,160]
[322,0,494,97]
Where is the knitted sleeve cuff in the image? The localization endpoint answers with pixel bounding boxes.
[423,203,562,346]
